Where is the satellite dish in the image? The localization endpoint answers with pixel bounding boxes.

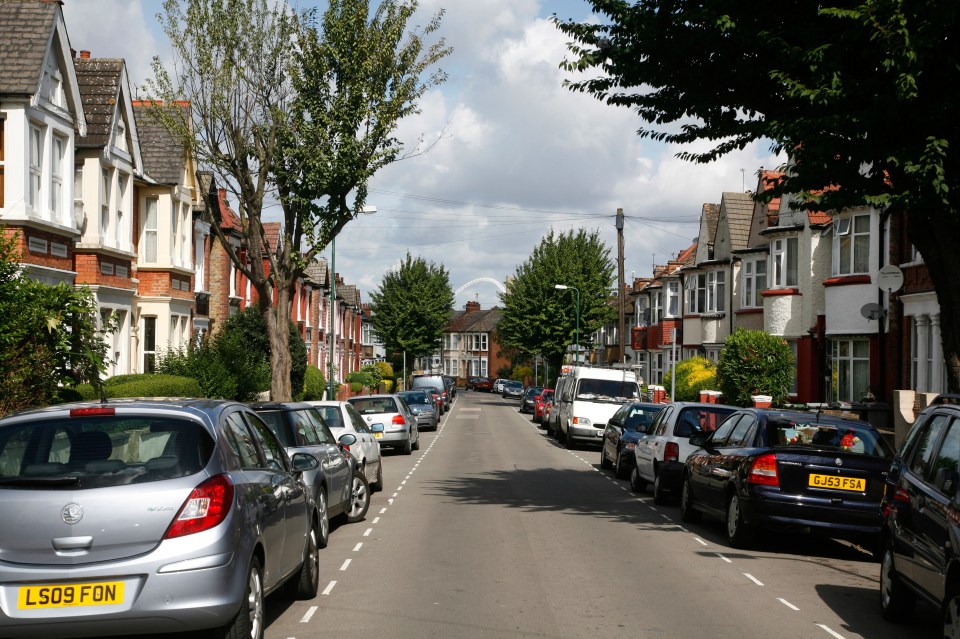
[860,303,884,321]
[878,265,904,293]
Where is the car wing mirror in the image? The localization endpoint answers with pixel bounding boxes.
[291,452,320,472]
[689,432,708,448]
[339,433,358,448]
[370,423,385,433]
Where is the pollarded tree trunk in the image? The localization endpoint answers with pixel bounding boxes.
[261,287,293,402]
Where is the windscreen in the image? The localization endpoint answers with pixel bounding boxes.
[400,392,430,405]
[768,418,894,459]
[350,397,399,414]
[0,415,213,489]
[575,378,640,402]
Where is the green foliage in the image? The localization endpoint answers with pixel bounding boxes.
[555,0,960,393]
[76,374,203,400]
[156,342,238,399]
[302,366,326,401]
[369,253,455,360]
[512,365,534,383]
[497,229,616,376]
[0,229,114,416]
[360,363,383,387]
[382,379,394,393]
[664,356,717,402]
[346,370,376,389]
[350,381,364,393]
[374,361,394,381]
[716,330,794,407]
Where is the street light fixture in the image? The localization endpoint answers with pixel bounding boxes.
[328,205,377,401]
[554,284,580,365]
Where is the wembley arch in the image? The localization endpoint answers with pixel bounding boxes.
[454,277,506,297]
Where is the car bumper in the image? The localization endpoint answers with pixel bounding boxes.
[740,488,883,535]
[569,425,605,444]
[379,430,411,448]
[0,530,249,638]
[656,460,685,493]
[415,415,437,429]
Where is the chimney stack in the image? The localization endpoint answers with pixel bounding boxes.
[465,301,481,313]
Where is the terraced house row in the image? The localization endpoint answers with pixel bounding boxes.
[0,0,375,386]
[591,169,945,433]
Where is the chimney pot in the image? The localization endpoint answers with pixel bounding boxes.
[79,50,91,59]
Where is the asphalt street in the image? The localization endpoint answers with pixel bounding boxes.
[260,391,940,639]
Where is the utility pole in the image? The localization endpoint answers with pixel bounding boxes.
[616,208,626,365]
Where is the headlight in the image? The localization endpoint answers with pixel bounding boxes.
[625,442,635,451]
[572,416,592,426]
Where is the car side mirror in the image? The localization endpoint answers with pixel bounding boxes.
[339,433,358,448]
[935,467,959,494]
[370,423,385,434]
[291,452,320,472]
[689,432,708,448]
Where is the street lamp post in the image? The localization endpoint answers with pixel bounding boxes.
[554,284,580,365]
[328,206,377,401]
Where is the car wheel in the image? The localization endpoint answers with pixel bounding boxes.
[315,488,330,549]
[370,461,383,492]
[564,428,575,450]
[680,476,702,523]
[879,543,915,622]
[344,471,370,523]
[221,556,264,639]
[725,492,756,548]
[653,470,670,505]
[286,522,320,599]
[412,431,420,451]
[944,584,960,639]
[600,446,612,470]
[614,450,629,480]
[630,466,648,493]
[402,437,412,455]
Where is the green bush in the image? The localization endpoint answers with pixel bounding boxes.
[157,343,237,399]
[350,381,364,393]
[664,356,717,401]
[374,361,394,381]
[716,329,794,407]
[76,374,202,399]
[302,366,326,401]
[512,365,533,383]
[382,379,393,393]
[347,370,376,388]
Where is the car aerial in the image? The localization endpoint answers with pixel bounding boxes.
[533,388,554,424]
[520,386,544,414]
[600,402,663,479]
[632,401,737,503]
[680,408,894,551]
[0,399,322,639]
[473,377,493,393]
[502,380,524,399]
[410,374,450,413]
[306,400,384,492]
[348,394,420,455]
[397,390,440,432]
[250,402,371,543]
[878,394,960,629]
[492,379,508,394]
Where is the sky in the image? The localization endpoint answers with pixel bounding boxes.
[62,0,785,309]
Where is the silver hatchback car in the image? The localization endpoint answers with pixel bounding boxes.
[0,399,322,639]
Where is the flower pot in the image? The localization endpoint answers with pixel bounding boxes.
[751,395,772,408]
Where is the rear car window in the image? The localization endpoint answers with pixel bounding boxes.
[0,415,213,488]
[350,397,399,414]
[399,392,430,405]
[768,418,893,459]
[316,406,345,430]
[675,406,735,436]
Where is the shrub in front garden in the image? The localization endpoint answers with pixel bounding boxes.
[716,329,794,407]
[664,356,717,402]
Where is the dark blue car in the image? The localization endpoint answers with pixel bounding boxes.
[601,402,663,479]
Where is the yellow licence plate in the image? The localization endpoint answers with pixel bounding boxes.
[374,432,382,439]
[809,474,866,492]
[18,581,124,609]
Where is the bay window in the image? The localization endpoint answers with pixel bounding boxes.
[772,237,798,288]
[741,258,766,308]
[833,214,870,275]
[665,281,680,317]
[685,274,705,314]
[706,271,725,312]
[142,197,158,262]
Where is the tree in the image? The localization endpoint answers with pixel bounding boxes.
[555,1,960,393]
[496,229,616,375]
[0,230,114,415]
[146,0,449,400]
[369,253,454,363]
[716,330,794,407]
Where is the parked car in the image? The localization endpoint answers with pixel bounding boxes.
[554,366,641,448]
[348,394,420,455]
[680,408,894,551]
[601,402,663,479]
[443,376,458,400]
[502,380,524,399]
[632,401,737,503]
[250,402,370,546]
[520,386,544,413]
[424,386,445,414]
[472,377,493,392]
[306,400,384,492]
[465,377,482,391]
[878,394,960,627]
[492,379,508,394]
[0,399,321,639]
[397,390,440,431]
[545,375,570,438]
[411,374,449,413]
[534,388,554,424]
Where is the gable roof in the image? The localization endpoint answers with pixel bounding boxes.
[73,55,143,172]
[262,222,282,255]
[719,191,755,251]
[132,100,188,185]
[694,203,720,262]
[304,258,328,288]
[448,307,502,333]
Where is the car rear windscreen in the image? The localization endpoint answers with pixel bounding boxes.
[350,397,399,414]
[0,416,213,489]
[768,419,894,458]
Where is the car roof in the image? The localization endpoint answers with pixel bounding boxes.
[249,401,317,411]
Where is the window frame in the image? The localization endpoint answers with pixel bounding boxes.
[833,213,871,275]
[741,258,767,308]
[772,237,798,288]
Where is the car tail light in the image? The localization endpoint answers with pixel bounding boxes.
[70,407,116,417]
[392,414,406,425]
[664,442,680,462]
[748,454,779,486]
[165,474,234,539]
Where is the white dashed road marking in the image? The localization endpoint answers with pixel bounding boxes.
[779,598,800,611]
[339,559,351,571]
[300,606,317,623]
[817,624,846,639]
[321,581,337,596]
[743,573,764,586]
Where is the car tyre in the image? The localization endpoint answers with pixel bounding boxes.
[402,436,412,455]
[630,466,648,493]
[653,470,670,505]
[600,447,612,470]
[315,488,330,549]
[286,522,320,600]
[221,556,264,639]
[880,543,915,622]
[944,584,960,639]
[680,476,702,523]
[344,471,371,523]
[412,431,420,451]
[725,492,756,548]
[370,461,383,492]
[564,428,575,450]
[614,450,629,480]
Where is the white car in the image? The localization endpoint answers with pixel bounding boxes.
[308,400,385,491]
[492,378,509,394]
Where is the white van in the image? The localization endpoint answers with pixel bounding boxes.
[555,366,641,448]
